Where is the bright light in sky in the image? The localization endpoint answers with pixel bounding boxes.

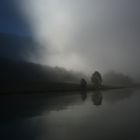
[21,0,86,70]
[20,0,140,76]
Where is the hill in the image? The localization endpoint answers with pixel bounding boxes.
[0,58,86,93]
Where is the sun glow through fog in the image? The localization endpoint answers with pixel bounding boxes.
[20,0,85,70]
[19,0,140,76]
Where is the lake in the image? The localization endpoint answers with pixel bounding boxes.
[0,88,140,140]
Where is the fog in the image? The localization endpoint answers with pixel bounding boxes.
[0,0,140,79]
[17,0,139,78]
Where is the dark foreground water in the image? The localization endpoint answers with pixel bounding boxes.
[0,89,140,140]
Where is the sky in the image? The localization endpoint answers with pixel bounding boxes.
[0,0,140,78]
[0,0,32,36]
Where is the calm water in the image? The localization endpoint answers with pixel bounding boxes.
[0,89,140,140]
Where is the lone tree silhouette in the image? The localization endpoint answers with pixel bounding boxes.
[80,78,87,89]
[91,71,102,89]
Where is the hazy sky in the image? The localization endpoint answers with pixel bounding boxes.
[1,0,140,77]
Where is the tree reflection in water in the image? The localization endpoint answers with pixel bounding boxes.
[91,90,103,106]
[80,90,87,101]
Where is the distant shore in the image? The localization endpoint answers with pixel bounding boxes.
[0,82,131,95]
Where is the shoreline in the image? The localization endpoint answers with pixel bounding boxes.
[0,83,128,95]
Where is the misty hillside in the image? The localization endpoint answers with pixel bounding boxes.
[0,58,86,85]
[103,71,134,87]
[0,33,86,84]
[0,33,87,93]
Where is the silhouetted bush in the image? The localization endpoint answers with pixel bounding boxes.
[91,71,102,88]
[80,78,87,89]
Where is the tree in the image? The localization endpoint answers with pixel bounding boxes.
[80,78,87,89]
[91,71,102,88]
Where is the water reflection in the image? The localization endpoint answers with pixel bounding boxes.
[0,88,135,122]
[91,90,103,106]
[80,90,87,101]
[91,88,134,106]
[0,88,139,140]
[104,88,134,103]
[80,89,103,105]
[80,88,135,106]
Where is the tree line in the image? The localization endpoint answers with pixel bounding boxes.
[80,71,102,89]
